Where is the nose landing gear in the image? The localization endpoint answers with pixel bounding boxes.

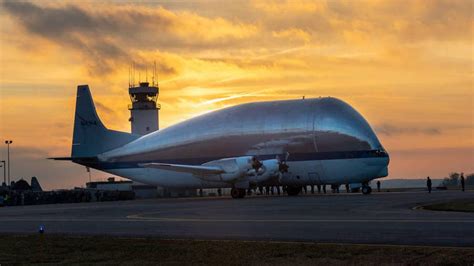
[361,183,372,195]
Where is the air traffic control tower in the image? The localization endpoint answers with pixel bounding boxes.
[128,82,160,135]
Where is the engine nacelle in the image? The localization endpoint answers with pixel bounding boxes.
[202,156,254,182]
[247,159,280,184]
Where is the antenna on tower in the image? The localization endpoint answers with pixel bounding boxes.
[132,62,135,87]
[152,61,155,86]
[128,64,132,88]
[155,61,159,87]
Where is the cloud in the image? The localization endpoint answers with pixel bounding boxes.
[388,146,474,178]
[272,29,311,44]
[253,0,472,45]
[2,1,129,73]
[3,0,471,79]
[1,0,473,187]
[94,101,116,116]
[375,123,441,136]
[1,1,259,75]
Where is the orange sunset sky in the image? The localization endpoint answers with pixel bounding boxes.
[0,0,473,189]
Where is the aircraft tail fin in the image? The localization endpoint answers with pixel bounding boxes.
[71,85,139,157]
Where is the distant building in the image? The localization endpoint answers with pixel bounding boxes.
[11,179,30,191]
[86,178,133,191]
[86,177,159,199]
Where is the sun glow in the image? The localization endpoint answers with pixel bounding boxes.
[0,0,472,189]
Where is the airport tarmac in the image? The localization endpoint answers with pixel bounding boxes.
[0,191,472,247]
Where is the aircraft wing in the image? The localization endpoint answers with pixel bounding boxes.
[139,163,224,175]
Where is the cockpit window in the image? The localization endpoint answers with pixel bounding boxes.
[314,98,383,152]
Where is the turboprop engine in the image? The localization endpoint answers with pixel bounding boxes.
[247,159,280,184]
[204,156,286,184]
[202,156,255,182]
[139,155,289,186]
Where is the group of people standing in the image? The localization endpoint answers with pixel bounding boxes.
[426,173,466,193]
[252,184,352,196]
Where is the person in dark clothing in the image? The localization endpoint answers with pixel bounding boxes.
[258,186,263,195]
[461,173,465,192]
[317,184,321,193]
[276,186,281,195]
[345,184,350,193]
[376,180,381,192]
[426,176,432,193]
[303,185,307,194]
[322,184,326,194]
[311,185,315,194]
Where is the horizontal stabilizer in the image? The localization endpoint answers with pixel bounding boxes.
[139,163,224,175]
[48,157,75,160]
[48,156,98,162]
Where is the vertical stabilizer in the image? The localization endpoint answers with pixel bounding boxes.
[72,85,139,157]
[31,176,43,192]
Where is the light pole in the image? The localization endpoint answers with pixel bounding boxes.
[5,140,12,185]
[0,160,5,186]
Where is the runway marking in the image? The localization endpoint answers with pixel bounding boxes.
[122,213,474,223]
[0,216,473,223]
[159,238,474,249]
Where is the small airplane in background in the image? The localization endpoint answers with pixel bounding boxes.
[53,85,389,199]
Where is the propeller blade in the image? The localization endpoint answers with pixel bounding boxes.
[277,152,290,173]
[251,157,263,171]
[279,162,289,173]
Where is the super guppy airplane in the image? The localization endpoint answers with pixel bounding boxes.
[54,85,389,198]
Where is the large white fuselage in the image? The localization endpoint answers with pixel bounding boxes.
[87,97,389,189]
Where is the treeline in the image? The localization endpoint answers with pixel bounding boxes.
[441,172,473,186]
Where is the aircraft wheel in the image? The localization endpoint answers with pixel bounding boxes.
[362,186,372,195]
[287,186,302,196]
[231,188,246,199]
[231,188,240,199]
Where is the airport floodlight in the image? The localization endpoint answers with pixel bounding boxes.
[4,140,12,184]
[0,160,4,185]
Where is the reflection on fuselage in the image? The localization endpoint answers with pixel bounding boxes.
[94,97,389,188]
[103,97,385,162]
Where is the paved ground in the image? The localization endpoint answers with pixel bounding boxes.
[0,191,473,246]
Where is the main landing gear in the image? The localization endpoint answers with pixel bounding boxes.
[231,188,246,199]
[361,183,372,195]
[286,186,302,196]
